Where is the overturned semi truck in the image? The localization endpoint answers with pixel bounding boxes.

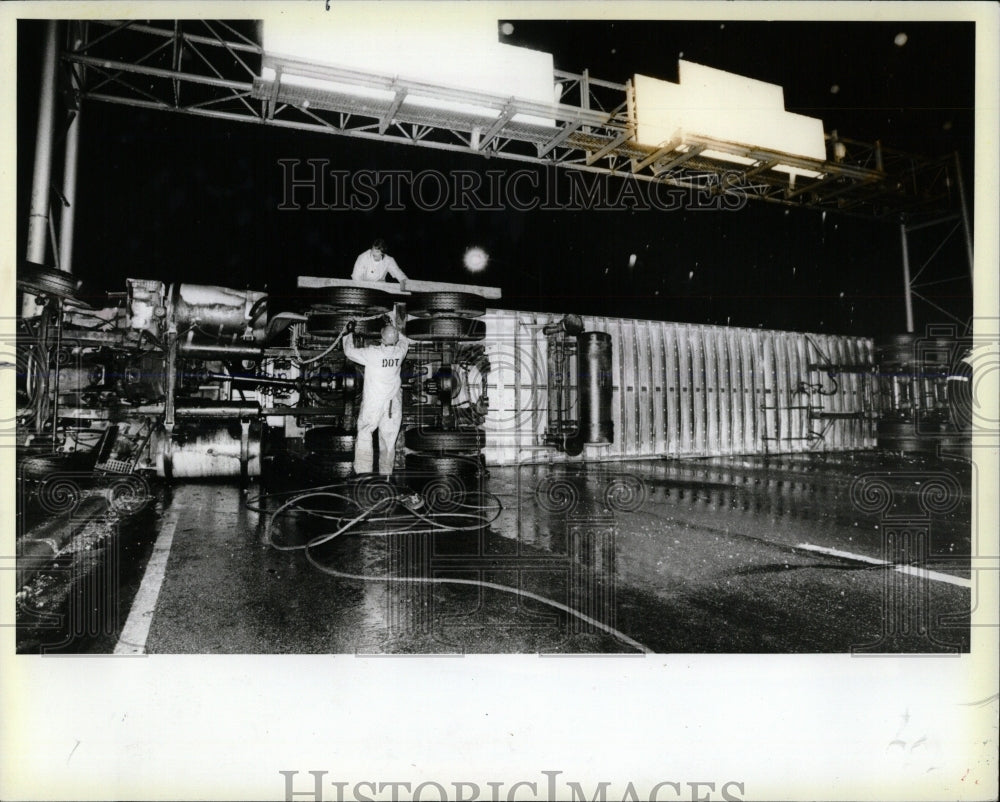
[15,263,971,491]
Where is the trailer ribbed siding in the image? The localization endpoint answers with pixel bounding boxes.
[479,310,875,465]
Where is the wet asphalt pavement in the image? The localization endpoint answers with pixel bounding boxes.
[21,452,972,654]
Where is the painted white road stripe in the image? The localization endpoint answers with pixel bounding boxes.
[114,504,183,655]
[797,544,886,565]
[796,543,972,589]
[894,564,973,589]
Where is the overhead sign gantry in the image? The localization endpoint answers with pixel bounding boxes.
[35,18,974,331]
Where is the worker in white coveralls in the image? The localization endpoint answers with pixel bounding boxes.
[342,321,412,476]
[352,239,408,287]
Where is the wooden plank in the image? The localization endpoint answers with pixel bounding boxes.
[405,279,502,299]
[296,275,502,299]
[297,276,404,291]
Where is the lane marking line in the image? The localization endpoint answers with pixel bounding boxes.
[113,503,183,655]
[796,543,972,589]
[894,564,973,589]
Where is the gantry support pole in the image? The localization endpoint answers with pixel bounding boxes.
[58,112,82,275]
[22,21,60,318]
[900,222,915,333]
[953,151,974,286]
[58,27,85,275]
[26,20,59,266]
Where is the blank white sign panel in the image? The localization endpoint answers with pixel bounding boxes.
[261,10,556,124]
[634,60,826,164]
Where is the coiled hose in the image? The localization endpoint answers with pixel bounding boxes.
[250,482,651,654]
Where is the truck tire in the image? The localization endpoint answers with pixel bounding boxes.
[307,313,382,337]
[408,292,486,318]
[404,427,485,452]
[405,317,486,342]
[305,453,355,479]
[405,452,483,477]
[17,262,84,299]
[876,420,929,453]
[305,286,392,312]
[304,427,356,454]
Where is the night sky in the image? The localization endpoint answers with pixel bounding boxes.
[16,17,976,337]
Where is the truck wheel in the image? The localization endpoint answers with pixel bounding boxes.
[405,317,486,342]
[408,292,486,318]
[304,427,356,454]
[307,313,382,337]
[404,427,485,452]
[305,453,355,479]
[876,420,929,453]
[405,452,483,477]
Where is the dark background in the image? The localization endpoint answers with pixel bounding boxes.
[16,18,976,335]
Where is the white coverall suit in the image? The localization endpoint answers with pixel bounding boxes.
[342,333,411,475]
[352,249,407,283]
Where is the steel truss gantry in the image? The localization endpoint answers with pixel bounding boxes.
[43,19,973,329]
